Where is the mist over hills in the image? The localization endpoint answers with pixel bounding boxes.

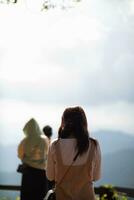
[92,130,134,155]
[101,149,134,187]
[0,145,19,173]
[0,130,134,188]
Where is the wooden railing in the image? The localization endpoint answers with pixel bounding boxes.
[0,185,134,198]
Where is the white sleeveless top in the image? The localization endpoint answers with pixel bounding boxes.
[46,138,101,181]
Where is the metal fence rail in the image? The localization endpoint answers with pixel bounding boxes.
[0,185,134,198]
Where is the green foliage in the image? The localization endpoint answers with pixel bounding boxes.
[41,0,81,11]
[99,185,128,200]
[0,0,17,3]
[0,0,81,10]
[0,196,20,200]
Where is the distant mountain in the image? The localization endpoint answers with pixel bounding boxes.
[0,144,20,173]
[97,149,134,187]
[0,171,21,200]
[0,130,134,188]
[92,130,134,187]
[0,171,21,185]
[92,130,134,154]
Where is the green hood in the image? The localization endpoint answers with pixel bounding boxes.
[23,118,42,137]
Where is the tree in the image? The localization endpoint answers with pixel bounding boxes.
[0,0,17,3]
[0,0,80,9]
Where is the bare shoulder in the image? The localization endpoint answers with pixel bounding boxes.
[89,137,99,146]
[49,138,59,153]
[51,138,59,146]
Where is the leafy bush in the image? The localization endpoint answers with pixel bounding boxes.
[99,185,127,200]
[0,196,20,200]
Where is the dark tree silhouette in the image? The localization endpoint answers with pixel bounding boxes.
[0,0,17,3]
[0,0,81,9]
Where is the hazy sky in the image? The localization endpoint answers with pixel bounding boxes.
[0,0,134,144]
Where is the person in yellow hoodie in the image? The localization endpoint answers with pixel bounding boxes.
[18,118,49,200]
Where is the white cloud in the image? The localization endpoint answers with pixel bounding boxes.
[0,0,134,144]
[87,102,134,135]
[0,99,64,144]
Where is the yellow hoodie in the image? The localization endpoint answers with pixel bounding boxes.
[18,118,49,170]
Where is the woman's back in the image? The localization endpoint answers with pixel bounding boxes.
[46,106,101,200]
[46,137,101,200]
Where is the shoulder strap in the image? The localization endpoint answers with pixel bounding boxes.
[57,151,79,187]
[55,140,79,187]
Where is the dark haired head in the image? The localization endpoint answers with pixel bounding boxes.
[43,125,52,139]
[58,106,89,155]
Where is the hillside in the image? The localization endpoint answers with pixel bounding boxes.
[97,149,134,187]
[92,130,134,154]
[0,130,134,188]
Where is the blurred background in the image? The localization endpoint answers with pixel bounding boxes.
[0,0,134,199]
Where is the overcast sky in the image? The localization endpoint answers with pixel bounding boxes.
[0,0,134,144]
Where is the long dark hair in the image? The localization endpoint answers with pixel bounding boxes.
[58,106,89,155]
